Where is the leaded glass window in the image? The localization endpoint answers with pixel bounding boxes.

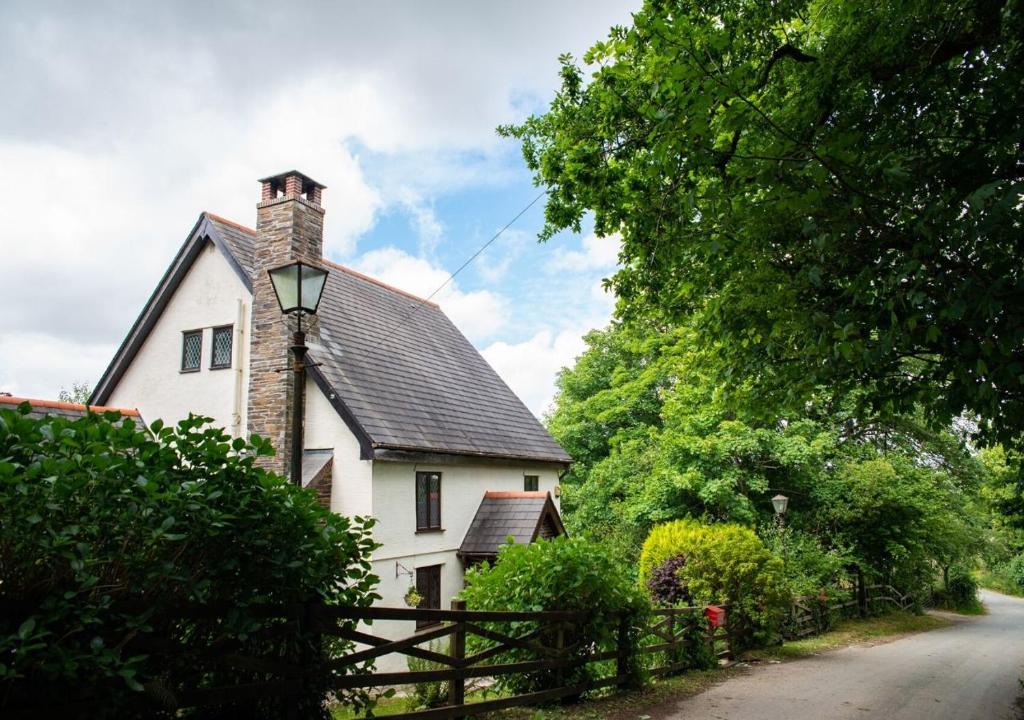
[415,565,442,628]
[211,325,233,369]
[181,331,202,372]
[415,471,441,530]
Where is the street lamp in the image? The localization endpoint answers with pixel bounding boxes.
[267,260,328,485]
[771,494,789,517]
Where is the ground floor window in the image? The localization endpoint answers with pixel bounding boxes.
[416,564,442,629]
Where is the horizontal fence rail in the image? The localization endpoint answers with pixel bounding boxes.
[3,580,912,719]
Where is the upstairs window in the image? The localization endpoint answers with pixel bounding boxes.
[211,325,233,369]
[415,471,442,531]
[524,475,539,492]
[181,330,202,372]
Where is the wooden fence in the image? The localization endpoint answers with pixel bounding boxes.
[787,584,915,639]
[4,600,635,720]
[4,584,910,719]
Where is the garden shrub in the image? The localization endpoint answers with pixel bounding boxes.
[638,519,788,645]
[459,537,649,696]
[1005,554,1024,590]
[0,407,379,719]
[405,641,449,710]
[645,555,691,606]
[933,569,978,614]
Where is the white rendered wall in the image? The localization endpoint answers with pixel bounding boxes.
[368,460,562,670]
[303,375,373,518]
[107,242,251,434]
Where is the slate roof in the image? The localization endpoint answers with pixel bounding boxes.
[93,212,571,465]
[0,395,140,422]
[302,449,333,488]
[459,491,566,557]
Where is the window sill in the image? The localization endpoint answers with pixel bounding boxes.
[416,620,442,631]
[209,364,232,371]
[415,528,445,534]
[179,368,201,374]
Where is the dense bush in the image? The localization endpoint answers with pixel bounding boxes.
[645,555,691,606]
[0,407,379,718]
[459,537,649,695]
[639,520,788,644]
[1005,555,1024,590]
[759,525,851,599]
[934,570,980,612]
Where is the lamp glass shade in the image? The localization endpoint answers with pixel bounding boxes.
[771,494,789,516]
[268,261,328,315]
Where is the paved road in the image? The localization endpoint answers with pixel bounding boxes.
[665,590,1024,720]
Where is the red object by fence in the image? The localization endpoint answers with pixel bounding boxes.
[705,604,726,628]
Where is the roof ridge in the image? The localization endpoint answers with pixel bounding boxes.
[204,211,256,235]
[321,259,440,309]
[0,395,140,417]
[484,491,549,499]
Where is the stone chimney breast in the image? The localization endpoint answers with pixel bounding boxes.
[248,169,327,478]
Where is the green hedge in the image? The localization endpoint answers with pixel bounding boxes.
[460,537,650,695]
[0,406,379,718]
[639,519,788,644]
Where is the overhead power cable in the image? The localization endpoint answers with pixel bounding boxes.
[370,190,547,352]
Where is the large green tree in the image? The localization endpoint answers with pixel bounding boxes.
[550,321,984,590]
[508,0,1024,443]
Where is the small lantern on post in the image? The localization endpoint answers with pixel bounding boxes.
[267,261,328,486]
[771,494,789,517]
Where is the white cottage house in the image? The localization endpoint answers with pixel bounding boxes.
[90,171,571,639]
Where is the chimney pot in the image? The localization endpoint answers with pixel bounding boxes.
[257,170,326,208]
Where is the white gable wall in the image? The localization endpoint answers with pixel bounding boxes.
[303,376,373,517]
[106,241,251,434]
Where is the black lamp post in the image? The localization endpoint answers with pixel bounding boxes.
[267,260,328,485]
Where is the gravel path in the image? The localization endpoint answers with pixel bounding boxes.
[664,590,1024,720]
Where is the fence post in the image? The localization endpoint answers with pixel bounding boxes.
[857,568,868,619]
[616,611,630,686]
[667,610,677,667]
[449,599,466,708]
[554,623,566,690]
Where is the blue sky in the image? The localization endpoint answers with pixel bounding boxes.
[0,0,639,416]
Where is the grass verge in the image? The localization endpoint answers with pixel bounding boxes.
[975,570,1024,599]
[746,612,952,662]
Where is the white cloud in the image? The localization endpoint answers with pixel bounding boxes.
[352,247,509,342]
[547,232,621,273]
[0,332,115,401]
[481,328,592,418]
[0,0,640,400]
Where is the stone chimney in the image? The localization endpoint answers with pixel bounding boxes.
[247,170,326,478]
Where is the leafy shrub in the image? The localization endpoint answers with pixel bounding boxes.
[405,641,449,710]
[639,520,788,645]
[459,537,650,695]
[0,407,379,718]
[645,555,692,606]
[1006,554,1024,590]
[932,568,980,612]
[759,526,850,598]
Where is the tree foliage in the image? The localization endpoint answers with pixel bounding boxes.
[508,0,1024,444]
[0,406,379,718]
[550,321,985,596]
